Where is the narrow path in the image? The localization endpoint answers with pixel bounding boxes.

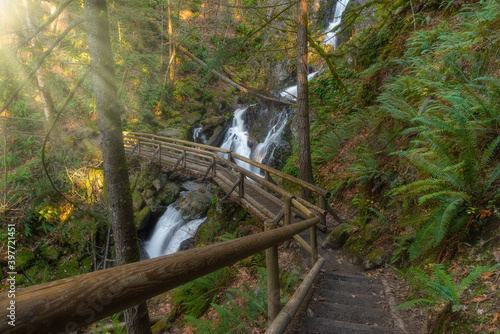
[286,225,408,334]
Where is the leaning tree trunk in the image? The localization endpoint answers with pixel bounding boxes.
[83,1,152,333]
[296,0,314,199]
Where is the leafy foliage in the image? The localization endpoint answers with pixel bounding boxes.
[397,264,499,312]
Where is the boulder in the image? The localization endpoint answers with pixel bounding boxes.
[363,249,385,271]
[343,235,364,266]
[178,191,212,220]
[322,225,350,249]
[181,181,212,193]
[42,247,61,263]
[82,139,102,160]
[158,183,180,205]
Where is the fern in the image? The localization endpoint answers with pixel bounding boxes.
[397,264,500,312]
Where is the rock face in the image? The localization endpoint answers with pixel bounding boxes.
[178,191,213,220]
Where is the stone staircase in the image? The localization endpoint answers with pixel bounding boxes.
[298,272,399,333]
[289,228,406,334]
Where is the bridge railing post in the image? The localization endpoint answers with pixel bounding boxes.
[239,172,244,198]
[265,220,281,322]
[319,195,327,232]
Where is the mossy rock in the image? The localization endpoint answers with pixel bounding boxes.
[178,191,212,220]
[158,182,180,205]
[363,248,385,270]
[343,235,364,266]
[322,225,351,249]
[135,205,152,229]
[151,316,171,334]
[363,223,383,244]
[17,249,35,270]
[42,247,61,263]
[132,190,144,211]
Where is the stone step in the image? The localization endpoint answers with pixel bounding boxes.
[321,278,386,296]
[313,288,386,307]
[298,316,399,334]
[307,300,392,325]
[329,272,383,285]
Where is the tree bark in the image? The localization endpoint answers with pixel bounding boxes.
[296,0,313,199]
[83,1,152,333]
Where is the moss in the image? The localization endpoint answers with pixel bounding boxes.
[135,205,152,228]
[132,189,144,211]
[56,258,80,279]
[362,248,385,270]
[343,235,365,265]
[82,139,102,160]
[42,247,61,263]
[322,225,351,249]
[151,317,171,334]
[17,249,35,270]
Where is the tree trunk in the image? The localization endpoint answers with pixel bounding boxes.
[83,1,152,333]
[296,0,313,199]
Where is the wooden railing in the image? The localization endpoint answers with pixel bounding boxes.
[0,132,340,334]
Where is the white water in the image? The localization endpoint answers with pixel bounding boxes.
[193,126,207,144]
[145,204,205,258]
[324,0,350,47]
[280,0,350,100]
[219,106,290,176]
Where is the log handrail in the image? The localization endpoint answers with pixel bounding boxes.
[0,217,320,334]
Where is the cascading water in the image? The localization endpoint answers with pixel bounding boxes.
[324,0,350,47]
[219,105,290,176]
[281,0,350,100]
[143,1,349,259]
[144,204,205,258]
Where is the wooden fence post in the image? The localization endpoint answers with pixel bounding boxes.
[265,221,281,322]
[284,197,292,247]
[239,172,244,198]
[319,195,327,231]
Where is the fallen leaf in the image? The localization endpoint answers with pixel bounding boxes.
[480,210,492,219]
[472,295,489,303]
[317,296,326,301]
[481,271,498,280]
[489,312,498,327]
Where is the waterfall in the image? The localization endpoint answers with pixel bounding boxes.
[281,0,350,100]
[144,204,205,258]
[193,126,207,144]
[219,105,290,175]
[324,0,350,47]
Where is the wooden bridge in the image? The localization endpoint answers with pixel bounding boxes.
[0,132,344,334]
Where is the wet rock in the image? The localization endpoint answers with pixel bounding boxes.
[181,181,212,193]
[158,183,180,205]
[179,191,212,220]
[179,237,195,251]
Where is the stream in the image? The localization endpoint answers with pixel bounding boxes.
[143,0,350,259]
